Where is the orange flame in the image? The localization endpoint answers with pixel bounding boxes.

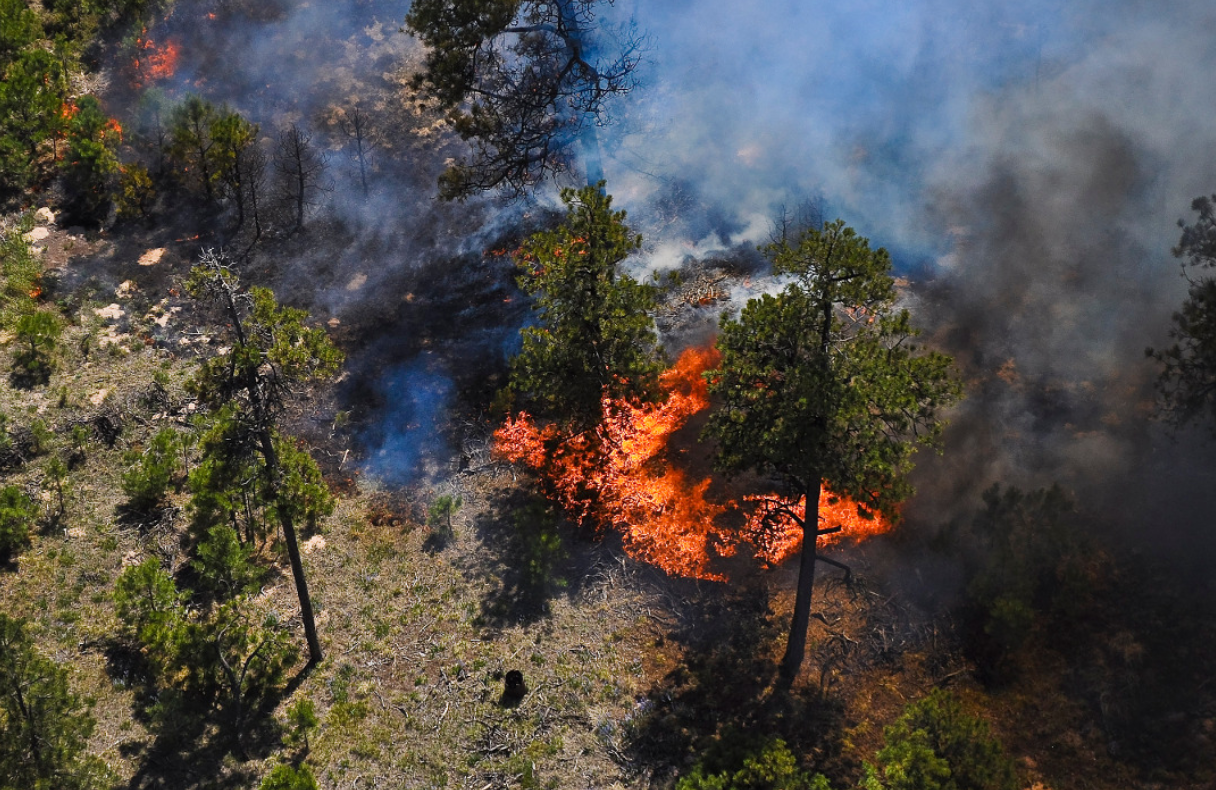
[131,34,179,86]
[104,118,123,144]
[494,347,892,580]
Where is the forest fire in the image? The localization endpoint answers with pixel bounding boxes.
[494,347,892,579]
[131,34,180,85]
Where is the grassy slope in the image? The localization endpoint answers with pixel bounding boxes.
[1,226,1212,790]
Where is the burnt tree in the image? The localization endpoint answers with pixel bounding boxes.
[274,124,330,232]
[338,105,374,197]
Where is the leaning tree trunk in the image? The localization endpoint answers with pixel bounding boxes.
[780,476,823,682]
[214,270,323,666]
[258,428,322,666]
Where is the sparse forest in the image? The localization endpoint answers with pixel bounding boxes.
[0,1,1214,790]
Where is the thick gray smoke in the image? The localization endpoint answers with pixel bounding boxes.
[137,1,1216,559]
[594,0,1216,565]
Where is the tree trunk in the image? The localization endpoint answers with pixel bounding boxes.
[780,476,822,682]
[258,429,322,665]
[555,0,605,189]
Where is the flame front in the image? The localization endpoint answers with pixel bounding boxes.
[131,33,179,85]
[494,347,892,579]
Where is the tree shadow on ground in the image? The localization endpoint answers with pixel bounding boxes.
[101,636,313,789]
[8,355,53,389]
[620,578,846,786]
[467,484,598,628]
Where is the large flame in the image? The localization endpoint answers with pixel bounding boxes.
[494,347,892,580]
[131,33,180,86]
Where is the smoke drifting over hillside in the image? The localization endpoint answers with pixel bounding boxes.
[604,0,1216,562]
[135,0,1216,565]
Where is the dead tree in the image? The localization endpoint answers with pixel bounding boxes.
[274,124,331,232]
[338,105,374,197]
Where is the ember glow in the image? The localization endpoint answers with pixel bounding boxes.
[131,34,180,85]
[494,347,891,580]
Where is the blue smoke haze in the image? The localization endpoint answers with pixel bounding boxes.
[360,358,454,485]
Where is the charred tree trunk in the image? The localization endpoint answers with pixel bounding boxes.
[275,124,330,233]
[780,476,822,682]
[339,106,372,197]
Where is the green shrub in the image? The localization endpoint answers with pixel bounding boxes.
[0,483,35,559]
[259,763,318,790]
[0,221,41,318]
[14,310,63,377]
[678,733,829,790]
[954,484,1108,681]
[191,523,263,599]
[28,418,54,455]
[115,162,155,221]
[121,427,183,512]
[860,690,1017,790]
[0,613,112,789]
[113,557,185,679]
[284,696,318,751]
[427,493,462,537]
[514,498,567,593]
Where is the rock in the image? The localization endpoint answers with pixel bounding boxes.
[115,280,139,298]
[138,248,165,266]
[24,226,50,242]
[35,207,55,224]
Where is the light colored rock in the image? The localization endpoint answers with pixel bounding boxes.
[138,248,165,266]
[115,280,139,298]
[303,535,326,554]
[346,273,368,291]
[89,388,109,406]
[35,207,55,224]
[94,304,125,320]
[24,227,49,242]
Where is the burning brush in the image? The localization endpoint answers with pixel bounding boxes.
[495,347,891,580]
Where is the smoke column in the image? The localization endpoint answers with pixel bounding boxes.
[602,0,1216,567]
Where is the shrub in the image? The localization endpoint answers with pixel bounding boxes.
[115,162,155,221]
[259,763,319,790]
[113,557,185,679]
[284,696,318,751]
[191,523,263,599]
[954,484,1109,681]
[860,690,1017,790]
[0,483,35,559]
[14,310,63,377]
[427,493,462,537]
[677,732,829,790]
[121,427,183,512]
[0,613,113,789]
